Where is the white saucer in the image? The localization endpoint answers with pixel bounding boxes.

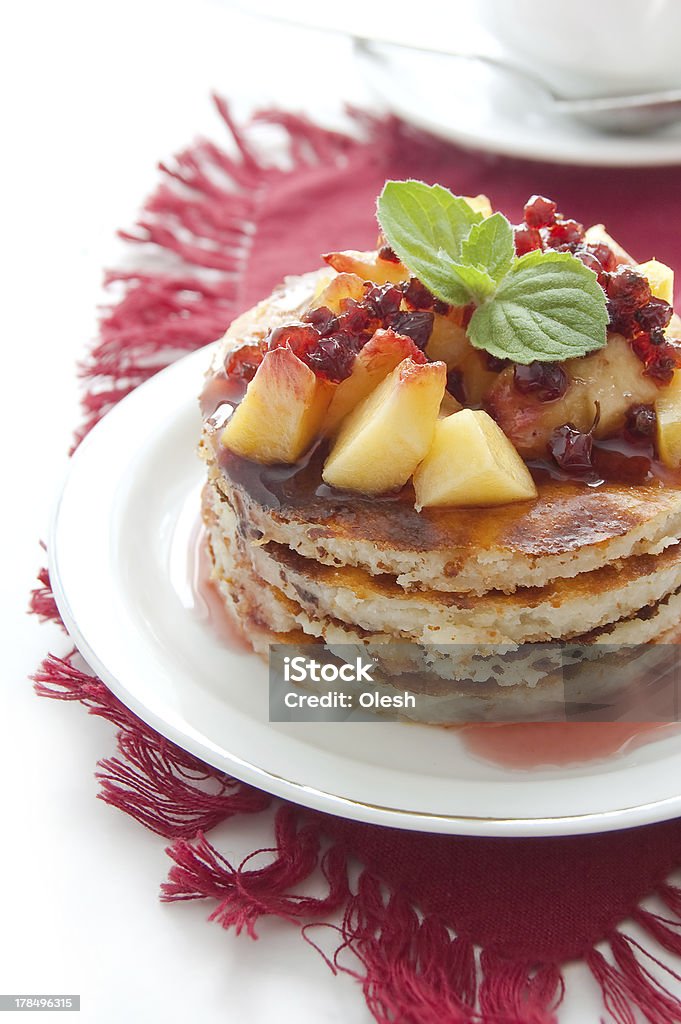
[357,43,681,167]
[49,344,681,836]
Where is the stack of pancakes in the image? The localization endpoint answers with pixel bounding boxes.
[200,273,681,719]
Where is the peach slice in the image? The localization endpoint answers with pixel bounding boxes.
[322,357,446,494]
[656,372,681,468]
[425,310,471,368]
[584,224,635,266]
[312,272,366,313]
[439,391,463,417]
[485,336,657,458]
[639,258,675,305]
[322,249,409,285]
[324,328,427,434]
[485,370,593,459]
[413,410,538,509]
[220,347,334,464]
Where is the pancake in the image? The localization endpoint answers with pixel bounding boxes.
[203,482,681,723]
[200,265,681,714]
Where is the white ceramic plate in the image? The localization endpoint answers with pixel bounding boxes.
[50,344,681,836]
[357,43,681,167]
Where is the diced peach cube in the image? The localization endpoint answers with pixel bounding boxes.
[323,249,409,285]
[221,347,333,464]
[324,328,426,433]
[413,410,537,509]
[322,358,446,494]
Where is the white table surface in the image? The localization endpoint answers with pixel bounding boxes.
[1,1,678,1020]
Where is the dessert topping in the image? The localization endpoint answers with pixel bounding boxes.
[223,338,268,384]
[377,243,400,263]
[322,358,446,495]
[625,404,657,442]
[548,423,594,475]
[639,258,675,305]
[388,310,434,351]
[607,266,652,317]
[513,223,542,257]
[635,297,673,334]
[514,198,617,289]
[413,409,538,509]
[216,180,679,503]
[446,368,466,405]
[403,276,450,314]
[262,280,436,385]
[513,362,568,403]
[267,322,359,383]
[523,195,557,228]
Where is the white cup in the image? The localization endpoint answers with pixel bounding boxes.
[478,0,681,99]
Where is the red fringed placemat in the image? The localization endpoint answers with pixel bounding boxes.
[31,97,681,1024]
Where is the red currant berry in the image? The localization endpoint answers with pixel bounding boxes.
[548,423,594,474]
[635,298,673,333]
[378,244,400,263]
[304,331,360,382]
[585,242,617,273]
[303,305,338,335]
[607,266,652,313]
[402,277,435,310]
[514,361,569,402]
[267,323,320,359]
[514,224,542,256]
[387,310,434,350]
[363,283,403,319]
[446,368,466,405]
[523,195,557,229]
[224,339,267,382]
[545,218,584,249]
[625,404,657,441]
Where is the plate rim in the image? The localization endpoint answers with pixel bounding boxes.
[48,345,681,837]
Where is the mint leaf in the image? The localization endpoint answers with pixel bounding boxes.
[377,180,482,304]
[467,250,609,364]
[461,213,515,283]
[438,252,496,303]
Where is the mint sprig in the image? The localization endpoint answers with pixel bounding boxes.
[461,212,515,284]
[377,180,608,364]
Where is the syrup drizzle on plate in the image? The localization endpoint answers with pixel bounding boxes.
[458,721,680,770]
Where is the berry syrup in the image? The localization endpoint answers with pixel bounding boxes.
[458,721,680,770]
